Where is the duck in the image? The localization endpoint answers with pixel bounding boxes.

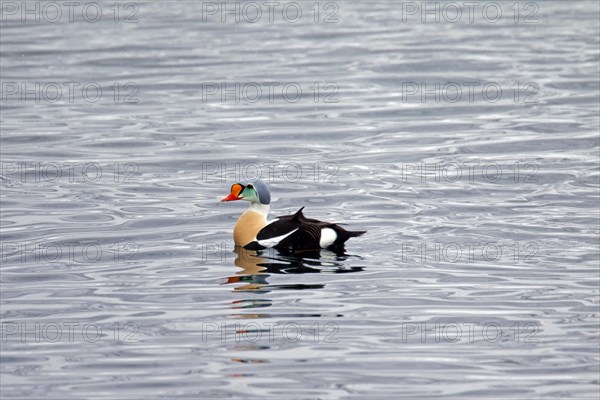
[220,180,365,253]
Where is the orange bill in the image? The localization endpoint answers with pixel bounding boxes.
[221,183,244,202]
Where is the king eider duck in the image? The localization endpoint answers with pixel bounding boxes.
[220,180,365,253]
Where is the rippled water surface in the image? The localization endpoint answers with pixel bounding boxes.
[1,1,599,399]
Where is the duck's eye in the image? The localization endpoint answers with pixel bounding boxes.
[247,184,253,189]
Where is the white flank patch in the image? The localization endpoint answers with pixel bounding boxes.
[319,228,337,248]
[257,228,299,248]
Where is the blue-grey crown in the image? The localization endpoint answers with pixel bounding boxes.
[244,179,271,205]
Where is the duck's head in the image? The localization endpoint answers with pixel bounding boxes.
[220,180,271,205]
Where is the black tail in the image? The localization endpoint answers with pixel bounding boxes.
[331,225,366,245]
[325,227,365,254]
[345,230,366,238]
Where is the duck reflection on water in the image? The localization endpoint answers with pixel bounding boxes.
[224,247,364,292]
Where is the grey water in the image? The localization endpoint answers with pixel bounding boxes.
[1,1,599,399]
